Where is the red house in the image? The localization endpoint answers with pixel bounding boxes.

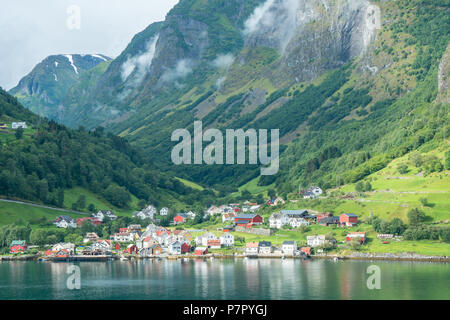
[181,243,191,254]
[300,247,311,256]
[346,232,366,243]
[340,213,358,227]
[234,214,263,227]
[114,242,121,250]
[126,244,138,254]
[173,213,188,225]
[10,240,28,253]
[194,247,208,256]
[10,240,27,253]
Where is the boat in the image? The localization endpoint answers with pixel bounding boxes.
[333,257,339,262]
[281,255,286,260]
[120,256,129,261]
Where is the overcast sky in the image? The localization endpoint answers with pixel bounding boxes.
[0,0,179,90]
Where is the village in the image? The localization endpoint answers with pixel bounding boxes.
[6,187,385,261]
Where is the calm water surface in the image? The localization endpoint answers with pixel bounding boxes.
[0,259,449,300]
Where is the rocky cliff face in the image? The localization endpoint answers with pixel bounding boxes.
[437,44,450,104]
[10,54,111,118]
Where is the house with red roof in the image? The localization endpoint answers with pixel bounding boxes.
[346,232,366,243]
[10,240,27,254]
[173,213,188,225]
[181,243,191,254]
[195,247,208,256]
[340,213,358,227]
[234,214,263,228]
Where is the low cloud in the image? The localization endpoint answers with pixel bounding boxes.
[161,59,193,83]
[211,53,234,69]
[244,0,276,35]
[121,34,159,84]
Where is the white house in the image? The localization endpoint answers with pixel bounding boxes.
[249,205,261,212]
[206,206,222,216]
[245,242,259,255]
[92,210,117,221]
[219,233,234,247]
[222,212,236,223]
[111,232,134,242]
[52,243,75,254]
[269,210,311,229]
[269,213,288,229]
[307,235,327,247]
[258,241,273,254]
[132,205,156,220]
[186,211,196,219]
[91,240,112,252]
[196,232,218,247]
[12,122,27,129]
[168,241,182,255]
[83,232,100,243]
[54,216,77,228]
[160,207,169,216]
[303,186,323,199]
[281,241,297,255]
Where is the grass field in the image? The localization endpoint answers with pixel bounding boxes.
[0,201,85,226]
[175,177,205,191]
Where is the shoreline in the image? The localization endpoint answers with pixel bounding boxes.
[1,252,449,262]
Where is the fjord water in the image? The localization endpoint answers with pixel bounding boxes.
[0,259,448,300]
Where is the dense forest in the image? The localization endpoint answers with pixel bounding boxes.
[0,88,215,210]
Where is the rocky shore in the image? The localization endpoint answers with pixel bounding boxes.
[312,252,450,262]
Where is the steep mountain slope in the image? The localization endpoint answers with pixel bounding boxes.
[10,0,450,196]
[10,54,111,122]
[0,88,209,213]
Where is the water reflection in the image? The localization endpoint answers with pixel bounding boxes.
[0,259,448,300]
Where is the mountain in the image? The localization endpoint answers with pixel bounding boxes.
[9,54,112,122]
[10,0,450,195]
[0,87,211,213]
